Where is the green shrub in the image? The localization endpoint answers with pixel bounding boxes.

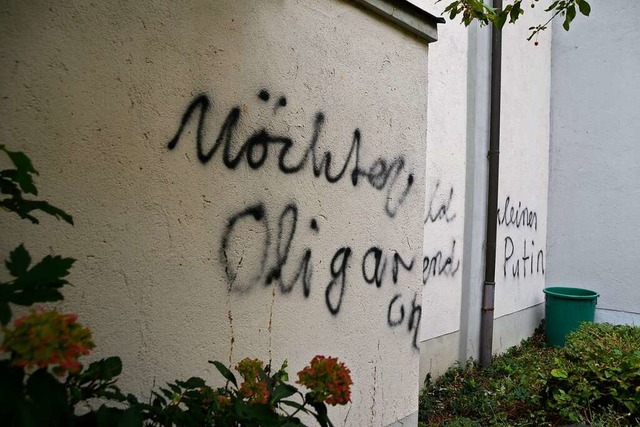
[419,329,557,426]
[418,322,640,426]
[546,322,640,424]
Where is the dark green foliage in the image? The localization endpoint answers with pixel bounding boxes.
[546,323,640,424]
[440,0,591,41]
[0,145,73,225]
[0,146,75,325]
[1,146,133,426]
[138,360,335,427]
[210,360,238,387]
[419,322,640,426]
[419,329,554,426]
[66,356,132,404]
[0,244,75,325]
[0,357,136,427]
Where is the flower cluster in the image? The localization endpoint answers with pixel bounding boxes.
[215,393,232,408]
[297,355,353,405]
[236,358,270,405]
[1,308,95,375]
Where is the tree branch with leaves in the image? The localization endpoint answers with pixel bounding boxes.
[441,0,591,41]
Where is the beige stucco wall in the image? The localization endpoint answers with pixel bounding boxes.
[0,1,430,425]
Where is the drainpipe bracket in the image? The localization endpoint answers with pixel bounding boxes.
[482,281,495,311]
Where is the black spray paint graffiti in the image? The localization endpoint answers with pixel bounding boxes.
[220,202,350,316]
[504,237,545,278]
[497,196,537,230]
[360,248,420,349]
[219,201,421,349]
[424,180,456,224]
[361,247,415,288]
[167,89,422,350]
[387,292,422,350]
[423,182,462,284]
[166,91,414,218]
[423,240,461,285]
[498,197,544,278]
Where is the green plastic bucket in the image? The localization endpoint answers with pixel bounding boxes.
[543,287,599,347]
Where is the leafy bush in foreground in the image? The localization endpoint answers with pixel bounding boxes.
[419,327,554,426]
[419,322,640,426]
[546,322,640,425]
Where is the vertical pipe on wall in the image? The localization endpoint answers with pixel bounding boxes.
[480,0,502,368]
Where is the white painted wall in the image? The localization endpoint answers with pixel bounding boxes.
[548,0,640,324]
[413,0,468,342]
[493,7,552,337]
[416,1,553,371]
[410,0,473,382]
[0,1,432,424]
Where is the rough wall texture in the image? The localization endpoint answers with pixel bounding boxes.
[418,0,467,342]
[494,7,551,329]
[413,0,552,371]
[0,1,429,424]
[548,0,640,323]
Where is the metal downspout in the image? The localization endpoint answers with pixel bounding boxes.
[480,0,502,368]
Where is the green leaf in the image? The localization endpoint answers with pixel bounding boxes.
[509,2,523,24]
[0,301,11,325]
[26,368,72,424]
[0,174,21,197]
[3,148,38,176]
[1,146,39,195]
[20,199,74,225]
[117,406,143,427]
[563,4,576,31]
[0,361,25,416]
[1,170,36,197]
[271,383,297,403]
[0,199,38,224]
[12,254,75,290]
[177,377,206,389]
[281,421,305,427]
[551,368,568,379]
[577,0,591,16]
[94,405,143,427]
[209,360,237,387]
[281,399,306,411]
[545,0,560,12]
[17,403,39,427]
[496,11,508,29]
[168,383,182,394]
[151,392,168,406]
[276,359,289,382]
[84,357,124,382]
[309,398,330,427]
[8,288,64,305]
[126,394,140,406]
[6,244,31,277]
[0,197,73,225]
[94,407,117,427]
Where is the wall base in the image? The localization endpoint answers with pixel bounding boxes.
[386,410,418,427]
[493,303,544,355]
[419,330,460,384]
[595,308,640,326]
